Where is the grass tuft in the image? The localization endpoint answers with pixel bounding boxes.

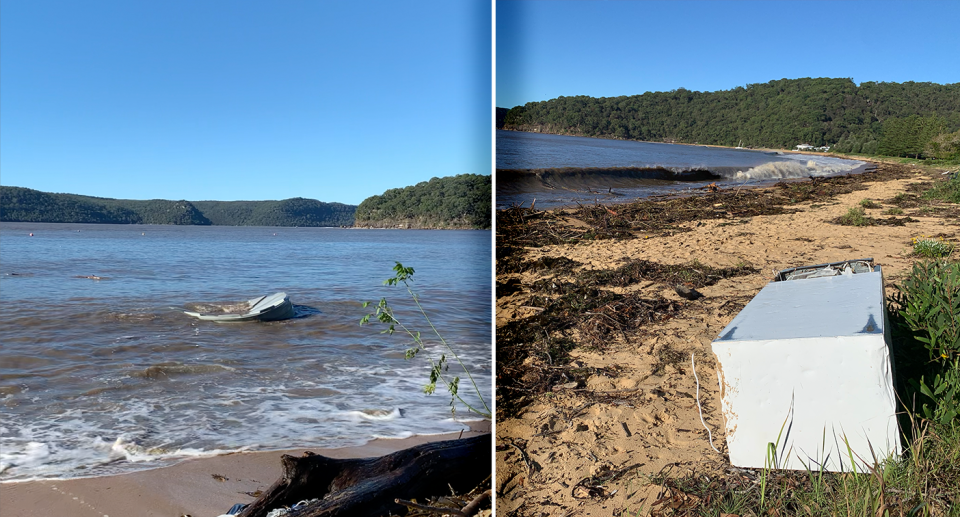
[837,206,872,226]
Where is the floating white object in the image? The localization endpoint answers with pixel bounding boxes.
[184,292,295,322]
[711,262,900,472]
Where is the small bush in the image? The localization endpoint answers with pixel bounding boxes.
[890,260,960,423]
[892,192,916,207]
[912,236,955,259]
[923,174,960,204]
[859,198,881,209]
[884,207,904,215]
[837,206,871,226]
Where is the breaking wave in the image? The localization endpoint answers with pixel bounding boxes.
[498,156,866,195]
[724,154,866,181]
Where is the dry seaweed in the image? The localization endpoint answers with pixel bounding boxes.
[495,164,915,420]
[578,259,757,289]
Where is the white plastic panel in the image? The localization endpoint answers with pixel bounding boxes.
[711,270,900,472]
[716,271,886,342]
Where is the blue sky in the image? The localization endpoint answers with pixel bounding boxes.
[1,1,491,204]
[497,0,960,109]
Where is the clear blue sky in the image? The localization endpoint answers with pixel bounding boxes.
[1,1,491,204]
[497,0,960,109]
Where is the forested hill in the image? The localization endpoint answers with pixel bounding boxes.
[498,78,960,151]
[354,174,491,229]
[0,186,356,227]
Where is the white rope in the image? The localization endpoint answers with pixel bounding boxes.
[691,352,721,454]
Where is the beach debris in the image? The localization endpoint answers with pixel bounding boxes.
[712,258,899,472]
[674,285,703,300]
[184,292,295,322]
[217,503,248,517]
[496,254,756,418]
[262,499,318,517]
[234,435,490,517]
[395,490,491,516]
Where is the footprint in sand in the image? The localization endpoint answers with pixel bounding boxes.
[50,485,107,516]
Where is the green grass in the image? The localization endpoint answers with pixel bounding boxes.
[837,206,872,226]
[922,173,960,204]
[639,422,960,516]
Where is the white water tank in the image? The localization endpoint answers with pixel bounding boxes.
[711,262,900,472]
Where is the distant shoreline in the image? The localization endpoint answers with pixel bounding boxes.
[497,127,828,156]
[2,173,492,230]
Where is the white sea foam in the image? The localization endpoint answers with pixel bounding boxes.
[779,153,866,177]
[718,153,865,182]
[371,431,415,440]
[346,408,403,421]
[0,442,50,475]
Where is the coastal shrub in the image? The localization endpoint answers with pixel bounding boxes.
[922,173,960,204]
[859,198,881,209]
[361,262,490,418]
[912,236,955,259]
[837,206,871,226]
[892,192,915,207]
[890,260,960,424]
[884,207,905,215]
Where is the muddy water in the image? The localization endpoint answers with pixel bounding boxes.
[0,223,491,481]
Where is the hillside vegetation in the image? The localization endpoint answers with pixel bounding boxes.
[2,174,491,229]
[499,78,960,159]
[354,174,491,229]
[0,186,355,227]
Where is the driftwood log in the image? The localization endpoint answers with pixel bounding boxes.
[237,434,491,517]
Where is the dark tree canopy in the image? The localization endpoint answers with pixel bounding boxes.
[0,187,355,227]
[2,176,492,229]
[354,174,492,229]
[497,78,960,153]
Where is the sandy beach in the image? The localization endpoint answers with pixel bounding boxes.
[0,422,490,517]
[495,160,957,516]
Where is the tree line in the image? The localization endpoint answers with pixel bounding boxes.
[832,114,960,160]
[354,174,491,229]
[1,174,492,228]
[498,78,960,159]
[0,187,356,227]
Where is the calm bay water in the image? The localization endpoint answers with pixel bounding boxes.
[0,223,491,481]
[496,130,866,208]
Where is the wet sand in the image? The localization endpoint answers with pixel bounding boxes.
[0,422,490,517]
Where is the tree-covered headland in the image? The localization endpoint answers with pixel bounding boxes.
[1,174,491,228]
[354,174,491,229]
[0,186,356,226]
[498,78,960,161]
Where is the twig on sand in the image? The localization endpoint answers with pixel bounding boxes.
[395,498,468,516]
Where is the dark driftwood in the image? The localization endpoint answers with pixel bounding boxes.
[237,434,491,517]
